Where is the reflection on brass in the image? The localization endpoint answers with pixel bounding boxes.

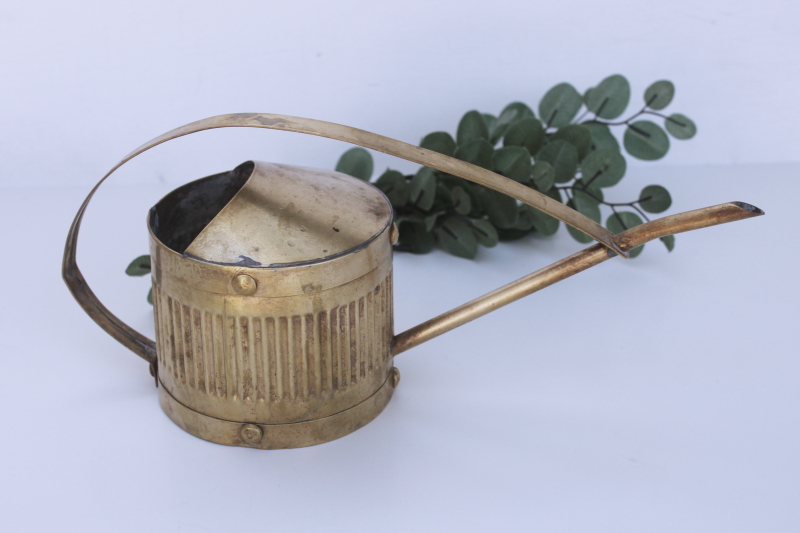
[389,223,400,245]
[62,113,764,450]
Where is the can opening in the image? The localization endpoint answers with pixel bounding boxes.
[148,161,254,254]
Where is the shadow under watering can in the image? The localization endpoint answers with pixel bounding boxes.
[63,113,764,449]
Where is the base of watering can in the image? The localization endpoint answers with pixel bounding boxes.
[157,369,398,449]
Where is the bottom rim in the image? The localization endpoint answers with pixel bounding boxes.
[158,369,398,449]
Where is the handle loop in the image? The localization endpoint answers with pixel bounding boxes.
[62,113,626,371]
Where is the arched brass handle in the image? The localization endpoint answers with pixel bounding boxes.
[63,112,629,374]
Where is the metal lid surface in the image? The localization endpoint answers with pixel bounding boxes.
[184,161,392,267]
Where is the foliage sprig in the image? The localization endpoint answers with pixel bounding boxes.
[128,76,696,303]
[335,75,695,259]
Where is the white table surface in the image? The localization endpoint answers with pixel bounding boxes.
[1,162,797,532]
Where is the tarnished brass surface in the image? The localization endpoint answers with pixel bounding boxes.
[149,179,395,425]
[392,201,764,355]
[186,162,391,266]
[159,368,397,449]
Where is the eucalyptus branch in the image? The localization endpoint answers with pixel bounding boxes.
[130,75,696,301]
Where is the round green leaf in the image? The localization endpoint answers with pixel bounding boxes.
[567,224,594,244]
[454,139,494,169]
[375,169,409,206]
[470,219,499,248]
[492,146,532,182]
[476,187,518,229]
[531,160,555,191]
[424,213,440,232]
[147,287,153,305]
[552,124,592,160]
[515,204,536,231]
[628,244,645,258]
[126,255,152,276]
[538,83,582,128]
[462,183,485,218]
[528,187,562,236]
[639,185,672,213]
[573,198,600,222]
[482,114,499,144]
[580,148,626,188]
[586,74,630,119]
[546,186,562,203]
[582,122,620,153]
[409,167,437,211]
[493,102,535,144]
[500,102,535,121]
[530,209,559,236]
[624,120,670,161]
[398,221,435,254]
[644,80,674,110]
[660,235,675,252]
[503,117,545,154]
[335,147,373,181]
[583,87,594,105]
[451,186,472,215]
[606,211,643,233]
[433,181,454,211]
[420,131,457,156]
[567,196,602,224]
[566,196,600,244]
[536,140,578,184]
[457,110,489,145]
[435,216,478,259]
[665,113,697,140]
[572,186,603,211]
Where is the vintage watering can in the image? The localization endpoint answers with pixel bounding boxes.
[63,113,763,449]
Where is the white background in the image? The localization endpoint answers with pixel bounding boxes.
[1,0,799,189]
[0,1,798,532]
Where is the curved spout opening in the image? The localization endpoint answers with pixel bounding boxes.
[733,201,765,216]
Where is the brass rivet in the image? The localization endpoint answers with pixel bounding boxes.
[389,222,399,245]
[390,367,400,388]
[239,424,263,444]
[232,274,257,295]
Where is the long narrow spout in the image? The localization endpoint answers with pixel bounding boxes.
[611,201,763,253]
[391,201,764,356]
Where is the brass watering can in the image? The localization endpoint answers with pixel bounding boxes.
[63,113,763,449]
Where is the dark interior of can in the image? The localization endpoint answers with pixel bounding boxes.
[148,161,254,253]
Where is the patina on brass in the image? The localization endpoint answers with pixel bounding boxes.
[62,113,764,450]
[147,160,396,446]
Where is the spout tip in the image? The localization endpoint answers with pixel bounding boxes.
[733,201,765,216]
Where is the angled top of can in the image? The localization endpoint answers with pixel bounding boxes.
[179,161,392,267]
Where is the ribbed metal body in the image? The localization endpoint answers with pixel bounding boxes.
[146,162,397,448]
[150,263,394,426]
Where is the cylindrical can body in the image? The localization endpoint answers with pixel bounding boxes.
[147,170,396,449]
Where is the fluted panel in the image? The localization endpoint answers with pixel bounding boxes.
[154,272,392,405]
